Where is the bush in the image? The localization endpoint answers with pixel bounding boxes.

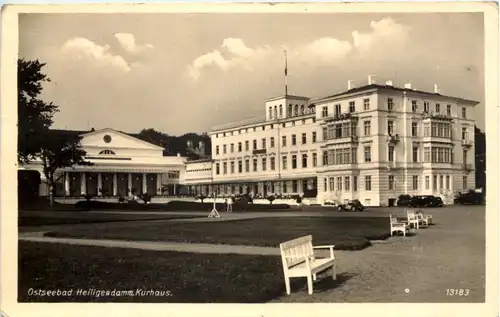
[296,196,302,204]
[140,193,151,204]
[267,195,275,204]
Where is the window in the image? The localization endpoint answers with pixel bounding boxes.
[274,106,278,118]
[364,146,371,162]
[365,176,372,191]
[412,176,419,190]
[447,104,451,116]
[294,105,299,116]
[252,140,257,150]
[282,136,287,147]
[312,153,317,167]
[411,122,418,136]
[262,158,267,171]
[363,98,370,110]
[353,176,358,191]
[292,155,297,169]
[230,161,235,173]
[424,147,431,162]
[238,160,242,173]
[349,101,355,113]
[412,100,418,112]
[262,138,266,149]
[433,175,438,190]
[322,151,328,165]
[329,177,335,191]
[288,104,293,117]
[223,162,227,174]
[245,159,249,172]
[412,146,419,162]
[439,175,444,189]
[425,176,430,189]
[435,103,440,113]
[302,133,307,144]
[424,101,429,113]
[389,175,395,190]
[282,156,288,170]
[238,142,242,152]
[279,105,283,118]
[387,120,394,135]
[446,175,450,190]
[253,159,257,172]
[312,132,317,143]
[462,127,468,140]
[216,163,220,175]
[269,107,272,119]
[270,157,275,170]
[388,145,394,162]
[302,154,308,168]
[387,98,394,111]
[245,141,249,151]
[262,126,265,131]
[321,106,328,118]
[291,134,296,146]
[344,177,350,191]
[334,104,341,117]
[216,146,220,155]
[364,120,371,136]
[463,149,467,164]
[300,105,305,114]
[223,144,227,154]
[462,176,468,189]
[322,127,328,140]
[462,107,467,119]
[337,177,343,191]
[270,137,275,148]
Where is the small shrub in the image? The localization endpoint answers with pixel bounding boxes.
[296,196,302,204]
[267,195,275,204]
[141,193,151,204]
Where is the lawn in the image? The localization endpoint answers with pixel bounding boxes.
[45,217,390,250]
[18,241,297,303]
[19,211,202,227]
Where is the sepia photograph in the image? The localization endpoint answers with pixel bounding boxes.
[1,2,498,317]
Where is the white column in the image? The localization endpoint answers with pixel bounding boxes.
[113,173,118,196]
[156,173,162,196]
[127,173,132,196]
[173,183,177,196]
[64,172,70,196]
[81,172,87,195]
[142,173,147,194]
[97,173,103,196]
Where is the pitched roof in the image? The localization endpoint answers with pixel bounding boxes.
[313,84,479,105]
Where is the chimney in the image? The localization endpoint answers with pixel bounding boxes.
[385,80,393,86]
[347,80,356,90]
[368,75,376,85]
[434,84,440,94]
[404,83,412,89]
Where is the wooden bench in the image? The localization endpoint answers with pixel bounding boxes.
[404,209,420,230]
[279,235,336,295]
[389,214,409,236]
[416,211,433,226]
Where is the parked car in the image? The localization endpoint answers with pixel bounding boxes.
[409,195,443,207]
[396,194,413,207]
[453,190,484,205]
[337,199,365,212]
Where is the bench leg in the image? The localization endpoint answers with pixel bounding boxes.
[307,274,314,295]
[313,273,317,281]
[332,263,337,280]
[284,277,291,295]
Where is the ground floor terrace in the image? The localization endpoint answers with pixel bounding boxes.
[187,177,318,198]
[49,171,184,198]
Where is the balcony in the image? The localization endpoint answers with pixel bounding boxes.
[463,163,473,173]
[422,112,454,122]
[322,135,359,146]
[387,134,400,144]
[323,112,359,123]
[461,139,473,148]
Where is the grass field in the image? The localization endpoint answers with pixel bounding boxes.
[45,216,390,250]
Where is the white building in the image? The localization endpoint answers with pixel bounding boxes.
[208,77,478,206]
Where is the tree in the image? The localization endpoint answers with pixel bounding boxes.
[18,59,59,163]
[18,58,92,206]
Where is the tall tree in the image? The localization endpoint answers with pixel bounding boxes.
[18,59,91,206]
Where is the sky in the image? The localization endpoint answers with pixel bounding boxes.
[18,12,485,135]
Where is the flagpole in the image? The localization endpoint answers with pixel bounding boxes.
[284,50,288,96]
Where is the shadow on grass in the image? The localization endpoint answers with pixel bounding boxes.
[286,272,355,295]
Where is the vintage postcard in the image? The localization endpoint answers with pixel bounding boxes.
[1,2,498,317]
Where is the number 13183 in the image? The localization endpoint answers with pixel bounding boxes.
[446,289,470,296]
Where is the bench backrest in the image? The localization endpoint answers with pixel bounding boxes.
[389,214,399,225]
[406,210,417,221]
[279,235,314,268]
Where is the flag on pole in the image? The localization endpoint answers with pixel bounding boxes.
[284,50,287,76]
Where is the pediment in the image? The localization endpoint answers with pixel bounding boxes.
[80,128,164,150]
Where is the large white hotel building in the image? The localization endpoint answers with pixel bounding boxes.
[23,76,478,207]
[199,76,478,206]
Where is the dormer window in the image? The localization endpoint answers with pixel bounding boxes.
[99,150,116,155]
